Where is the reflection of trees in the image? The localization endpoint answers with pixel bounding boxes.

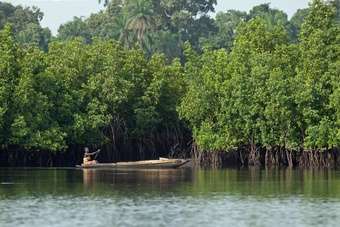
[1,168,340,199]
[0,169,84,197]
[192,168,340,198]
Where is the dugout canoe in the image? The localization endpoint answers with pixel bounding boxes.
[76,158,190,169]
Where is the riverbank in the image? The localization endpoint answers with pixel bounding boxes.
[1,145,340,169]
[0,141,190,167]
[194,148,340,168]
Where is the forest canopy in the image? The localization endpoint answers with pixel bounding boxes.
[57,0,329,58]
[0,0,339,167]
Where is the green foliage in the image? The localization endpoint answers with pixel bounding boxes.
[0,2,51,50]
[11,47,67,151]
[179,45,230,150]
[200,10,247,50]
[58,1,335,60]
[0,0,339,158]
[0,25,19,145]
[57,17,92,43]
[296,0,339,150]
[179,0,340,154]
[290,8,310,42]
[0,26,185,152]
[201,3,301,50]
[58,0,217,59]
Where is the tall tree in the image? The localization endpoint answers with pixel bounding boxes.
[0,25,20,145]
[296,0,339,150]
[124,0,155,51]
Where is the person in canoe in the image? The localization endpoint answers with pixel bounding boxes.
[83,147,100,165]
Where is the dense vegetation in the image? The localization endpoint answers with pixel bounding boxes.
[0,2,50,50]
[180,0,340,167]
[0,28,187,165]
[57,0,327,58]
[0,0,339,167]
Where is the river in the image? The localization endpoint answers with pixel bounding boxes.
[1,167,340,227]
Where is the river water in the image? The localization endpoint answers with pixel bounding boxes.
[1,167,340,227]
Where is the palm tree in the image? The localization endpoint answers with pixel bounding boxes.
[124,0,155,50]
[99,0,155,51]
[111,14,129,46]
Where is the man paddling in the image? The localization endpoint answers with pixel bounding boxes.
[83,147,100,165]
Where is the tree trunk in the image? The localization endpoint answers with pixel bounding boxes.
[248,142,260,166]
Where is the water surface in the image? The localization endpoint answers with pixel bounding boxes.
[1,168,340,227]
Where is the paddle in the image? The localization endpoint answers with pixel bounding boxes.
[94,149,101,160]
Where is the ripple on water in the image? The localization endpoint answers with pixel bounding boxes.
[1,195,340,227]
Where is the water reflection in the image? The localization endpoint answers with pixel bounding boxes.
[1,168,340,227]
[191,168,340,198]
[82,169,96,187]
[1,168,340,198]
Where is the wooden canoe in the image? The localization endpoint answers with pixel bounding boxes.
[76,158,190,169]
